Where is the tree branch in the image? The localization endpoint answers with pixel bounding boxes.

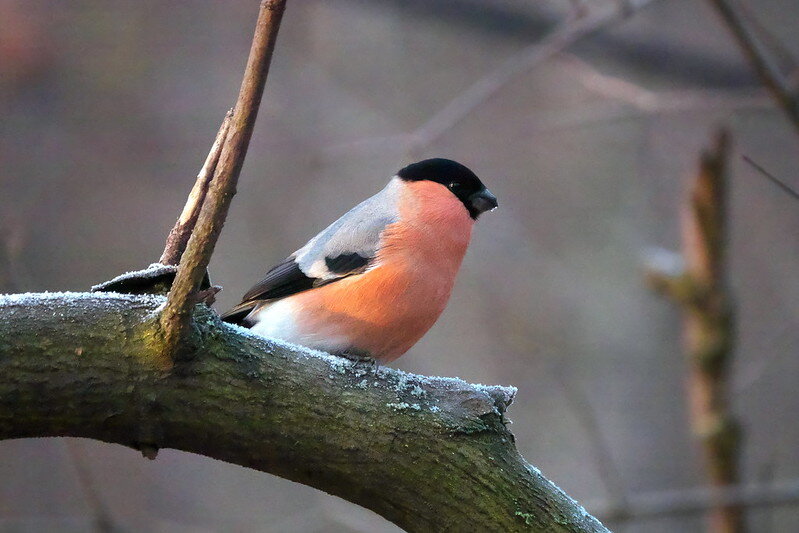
[404,0,657,155]
[592,477,799,523]
[159,111,232,267]
[645,130,744,533]
[160,0,287,358]
[0,292,608,533]
[742,155,799,201]
[707,0,799,135]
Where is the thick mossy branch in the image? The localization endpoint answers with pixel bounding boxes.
[0,293,607,533]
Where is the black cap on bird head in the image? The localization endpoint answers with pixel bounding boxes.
[396,158,498,219]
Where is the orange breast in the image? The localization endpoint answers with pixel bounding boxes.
[291,180,474,362]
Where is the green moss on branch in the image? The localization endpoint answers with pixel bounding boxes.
[0,292,607,533]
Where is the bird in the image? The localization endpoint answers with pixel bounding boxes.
[221,158,497,363]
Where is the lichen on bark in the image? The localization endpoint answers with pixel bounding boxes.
[0,292,608,533]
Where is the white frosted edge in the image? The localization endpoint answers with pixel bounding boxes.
[0,291,166,307]
[0,292,517,406]
[221,321,517,402]
[91,263,176,291]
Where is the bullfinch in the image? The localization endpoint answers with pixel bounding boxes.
[221,158,497,363]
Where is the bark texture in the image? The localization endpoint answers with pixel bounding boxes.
[0,292,608,533]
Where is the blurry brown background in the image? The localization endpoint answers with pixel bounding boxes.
[2,0,799,531]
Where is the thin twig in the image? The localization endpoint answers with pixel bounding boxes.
[646,130,744,533]
[707,0,799,135]
[160,0,287,359]
[159,111,232,266]
[742,155,799,201]
[316,90,767,158]
[592,477,799,523]
[557,53,662,110]
[736,0,798,85]
[505,89,768,139]
[404,0,657,156]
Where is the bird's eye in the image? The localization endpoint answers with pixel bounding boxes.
[448,182,459,189]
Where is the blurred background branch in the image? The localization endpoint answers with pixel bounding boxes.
[742,155,799,201]
[404,0,658,156]
[707,0,799,135]
[594,477,799,523]
[646,130,743,533]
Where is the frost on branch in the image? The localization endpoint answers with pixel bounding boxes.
[0,292,608,532]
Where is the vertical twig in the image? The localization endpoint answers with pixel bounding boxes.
[706,0,799,135]
[682,130,743,533]
[159,111,232,266]
[160,0,287,358]
[646,129,744,533]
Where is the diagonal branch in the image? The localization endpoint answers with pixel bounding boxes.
[707,0,799,135]
[405,0,657,155]
[742,155,799,201]
[0,292,609,533]
[159,111,232,266]
[735,0,798,78]
[160,0,287,358]
[592,477,799,523]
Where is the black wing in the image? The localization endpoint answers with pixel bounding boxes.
[220,252,370,326]
[241,259,316,301]
[220,259,313,325]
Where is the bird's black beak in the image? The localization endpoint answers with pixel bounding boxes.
[468,188,498,217]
